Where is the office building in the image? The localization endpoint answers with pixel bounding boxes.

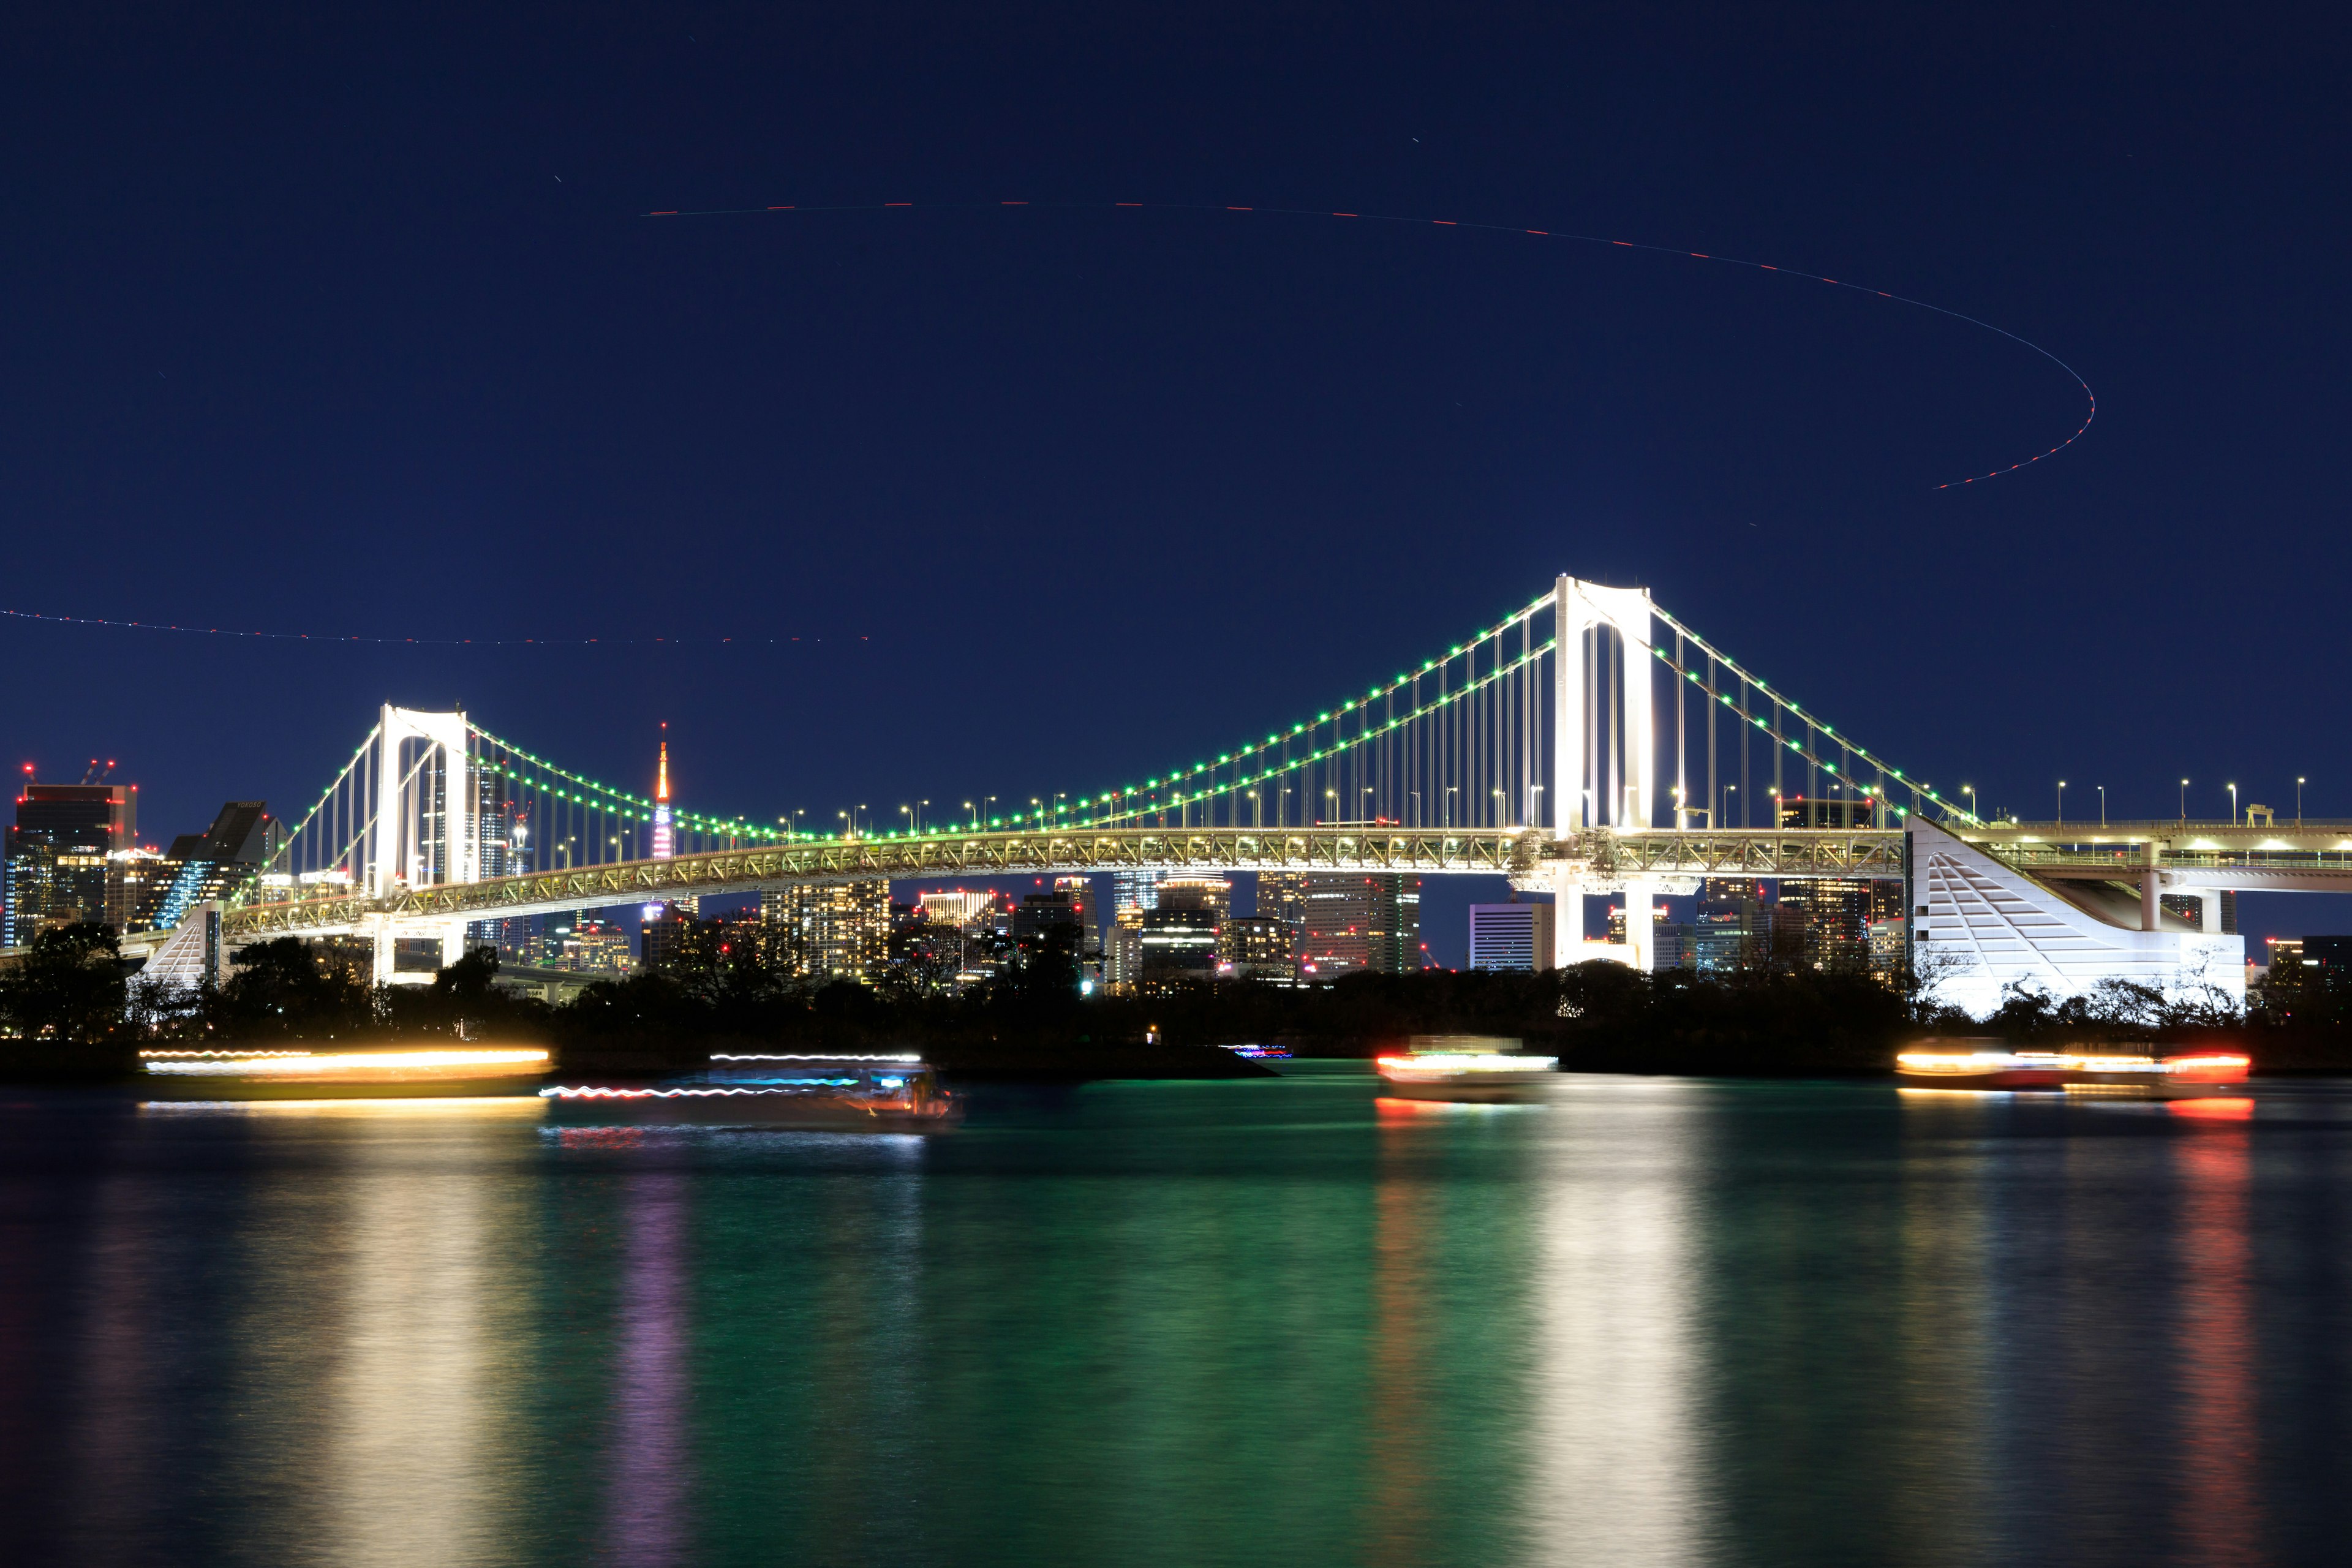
[1109,869,1163,914]
[765,878,889,984]
[918,889,996,931]
[1055,875,1098,953]
[1156,876,1231,921]
[1777,878,1875,970]
[1140,902,1219,986]
[2161,891,2239,934]
[1777,794,1883,829]
[1104,905,1147,992]
[1012,890,1087,953]
[1218,914,1297,981]
[2303,937,2352,969]
[6,778,137,944]
[127,801,284,934]
[1256,872,1305,933]
[1297,874,1422,978]
[1469,902,1556,972]
[565,916,636,976]
[1694,879,1767,974]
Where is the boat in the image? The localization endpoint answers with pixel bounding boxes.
[1895,1044,2252,1098]
[1222,1044,1292,1060]
[1375,1036,1558,1101]
[539,1053,961,1129]
[140,1046,552,1100]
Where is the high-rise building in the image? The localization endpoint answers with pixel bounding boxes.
[1012,891,1085,952]
[1109,869,1155,914]
[564,916,636,975]
[127,801,283,934]
[1777,795,1884,829]
[1140,903,1219,985]
[1777,878,1875,970]
[1217,914,1297,981]
[918,889,995,930]
[1469,902,1556,971]
[2161,891,2239,934]
[1296,874,1422,978]
[6,778,138,944]
[1104,905,1147,992]
[1156,876,1231,921]
[765,878,889,984]
[1694,878,1767,974]
[1256,872,1305,932]
[1054,875,1098,954]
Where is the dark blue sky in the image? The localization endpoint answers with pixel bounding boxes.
[6,4,2348,952]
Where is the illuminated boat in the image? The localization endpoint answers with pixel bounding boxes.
[540,1053,960,1129]
[1223,1044,1292,1060]
[140,1046,552,1099]
[1896,1046,2252,1098]
[1376,1038,1558,1101]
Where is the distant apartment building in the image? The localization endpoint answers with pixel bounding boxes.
[1217,914,1297,981]
[1104,905,1147,992]
[764,878,890,984]
[1296,874,1422,978]
[1468,902,1556,972]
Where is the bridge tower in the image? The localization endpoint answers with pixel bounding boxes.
[1547,577,1669,970]
[361,705,480,984]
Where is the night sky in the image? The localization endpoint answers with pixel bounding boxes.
[6,6,2348,958]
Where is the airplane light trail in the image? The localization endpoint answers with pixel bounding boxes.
[641,197,2095,492]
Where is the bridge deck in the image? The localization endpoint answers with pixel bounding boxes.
[178,821,2352,944]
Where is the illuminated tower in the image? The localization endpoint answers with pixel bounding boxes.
[651,725,675,861]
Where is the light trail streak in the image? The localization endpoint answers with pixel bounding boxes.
[0,607,870,647]
[642,197,2094,492]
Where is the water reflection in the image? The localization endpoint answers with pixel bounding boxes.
[2173,1114,2259,1565]
[606,1163,692,1566]
[5,1078,2350,1566]
[325,1114,523,1567]
[1521,1080,1706,1566]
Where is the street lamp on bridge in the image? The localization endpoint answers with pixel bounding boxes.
[1962,785,1976,823]
[2180,778,2189,824]
[2229,782,2238,824]
[2098,786,2106,827]
[2299,777,2307,825]
[2057,781,2065,826]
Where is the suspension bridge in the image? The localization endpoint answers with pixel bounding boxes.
[116,576,2352,1016]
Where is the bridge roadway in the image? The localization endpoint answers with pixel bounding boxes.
[189,817,2352,944]
[220,823,1917,941]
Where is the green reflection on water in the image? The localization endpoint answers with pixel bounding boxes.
[39,1072,2325,1567]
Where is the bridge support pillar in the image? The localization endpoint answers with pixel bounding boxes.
[1624,877,1657,973]
[1544,872,1644,971]
[366,914,398,987]
[2195,891,2223,934]
[2140,842,2162,932]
